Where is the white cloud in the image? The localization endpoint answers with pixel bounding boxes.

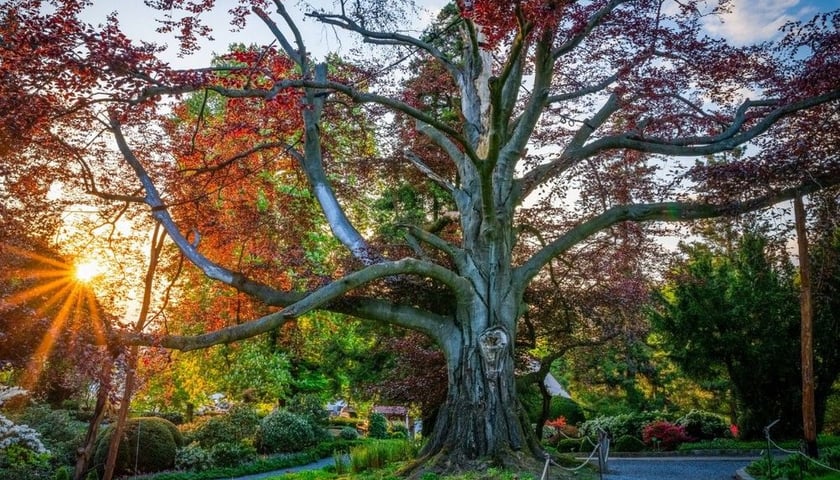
[703,0,811,45]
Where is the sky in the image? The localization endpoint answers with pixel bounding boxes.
[703,0,837,45]
[84,0,838,69]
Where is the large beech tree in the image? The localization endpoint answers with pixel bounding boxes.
[2,0,840,472]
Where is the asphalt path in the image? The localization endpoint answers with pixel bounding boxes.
[232,455,760,480]
[600,456,756,480]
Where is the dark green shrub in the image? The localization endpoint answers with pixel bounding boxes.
[821,444,840,468]
[339,427,360,440]
[52,466,73,480]
[555,438,585,453]
[60,400,81,411]
[551,398,586,425]
[162,419,185,448]
[614,435,646,452]
[257,410,317,453]
[92,417,179,476]
[19,404,85,465]
[209,441,257,468]
[174,442,212,471]
[676,410,728,440]
[368,413,388,439]
[287,394,329,426]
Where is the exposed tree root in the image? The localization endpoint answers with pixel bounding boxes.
[399,448,579,480]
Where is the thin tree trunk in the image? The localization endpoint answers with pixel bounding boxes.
[103,350,137,480]
[794,194,818,458]
[74,362,112,480]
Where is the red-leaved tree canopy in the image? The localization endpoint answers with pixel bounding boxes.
[2,0,839,473]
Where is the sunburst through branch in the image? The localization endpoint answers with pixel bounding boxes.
[0,242,109,390]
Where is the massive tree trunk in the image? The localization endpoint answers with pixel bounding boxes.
[419,326,543,473]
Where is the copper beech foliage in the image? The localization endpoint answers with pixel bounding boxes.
[1,0,840,467]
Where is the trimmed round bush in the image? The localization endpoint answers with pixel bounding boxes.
[93,417,179,476]
[145,411,185,425]
[551,398,586,426]
[257,409,317,453]
[676,410,728,440]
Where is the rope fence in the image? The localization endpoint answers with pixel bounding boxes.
[763,419,840,476]
[541,428,610,480]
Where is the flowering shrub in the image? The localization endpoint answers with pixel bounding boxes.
[0,387,52,479]
[642,421,692,451]
[0,414,50,455]
[580,411,662,439]
[0,387,50,456]
[546,416,567,429]
[729,424,740,438]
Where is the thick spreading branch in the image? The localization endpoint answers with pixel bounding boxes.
[580,91,840,158]
[121,294,456,352]
[279,258,472,319]
[515,172,840,285]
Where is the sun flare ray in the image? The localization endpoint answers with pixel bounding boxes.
[2,268,72,281]
[1,243,73,270]
[23,283,84,388]
[5,277,72,307]
[32,281,76,317]
[85,288,107,346]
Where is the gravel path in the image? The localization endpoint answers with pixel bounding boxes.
[600,456,757,480]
